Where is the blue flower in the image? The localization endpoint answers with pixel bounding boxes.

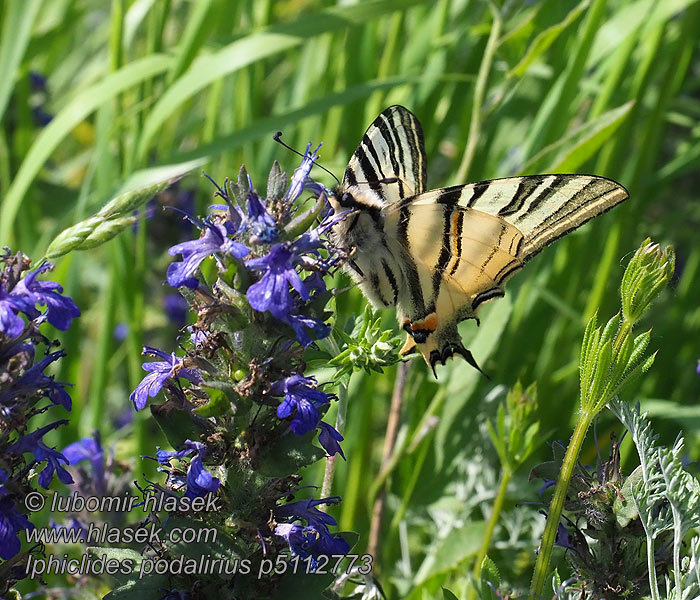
[129,346,203,411]
[245,238,334,347]
[0,263,80,337]
[274,495,350,561]
[284,142,328,203]
[246,244,307,319]
[7,421,73,489]
[245,190,278,244]
[0,350,73,410]
[317,422,345,460]
[270,375,336,435]
[275,495,341,529]
[184,454,220,498]
[282,313,330,348]
[62,432,106,494]
[274,522,349,560]
[154,440,220,499]
[554,523,575,552]
[0,495,34,560]
[29,71,48,92]
[167,221,248,289]
[12,263,81,331]
[114,322,128,341]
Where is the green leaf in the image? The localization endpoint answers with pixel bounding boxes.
[163,517,247,569]
[0,0,42,123]
[521,101,634,174]
[614,465,643,527]
[136,0,424,161]
[86,548,142,585]
[266,161,288,201]
[168,0,216,82]
[197,379,241,418]
[640,398,700,430]
[87,548,169,599]
[413,520,486,585]
[586,0,700,68]
[172,75,419,166]
[481,554,500,585]
[257,429,324,477]
[150,403,210,449]
[442,588,460,600]
[0,54,174,244]
[480,555,502,599]
[508,0,590,77]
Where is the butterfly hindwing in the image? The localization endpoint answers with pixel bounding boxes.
[384,200,524,373]
[382,175,628,372]
[343,105,427,203]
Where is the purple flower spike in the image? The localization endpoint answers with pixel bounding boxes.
[0,262,80,337]
[246,244,307,319]
[317,421,345,460]
[13,263,81,331]
[245,190,278,243]
[274,495,350,562]
[275,496,341,530]
[129,347,203,411]
[7,421,73,489]
[167,222,248,289]
[2,350,73,410]
[153,440,219,499]
[284,142,327,203]
[0,496,35,560]
[283,313,330,348]
[62,433,106,494]
[270,375,336,435]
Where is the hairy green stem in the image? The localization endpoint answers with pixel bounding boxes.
[529,412,593,597]
[470,468,511,596]
[321,381,347,500]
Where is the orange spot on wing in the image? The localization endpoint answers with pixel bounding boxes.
[411,312,438,332]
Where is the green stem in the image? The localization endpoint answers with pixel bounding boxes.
[321,381,348,500]
[453,2,501,184]
[529,412,593,597]
[470,468,511,595]
[646,521,660,600]
[613,318,633,356]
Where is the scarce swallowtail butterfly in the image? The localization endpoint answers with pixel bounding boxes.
[327,105,628,377]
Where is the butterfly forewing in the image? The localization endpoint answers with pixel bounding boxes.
[405,175,628,262]
[343,105,427,203]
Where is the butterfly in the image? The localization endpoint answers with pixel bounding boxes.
[327,105,628,377]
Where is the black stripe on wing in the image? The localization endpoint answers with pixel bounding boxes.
[343,105,427,200]
[497,176,547,217]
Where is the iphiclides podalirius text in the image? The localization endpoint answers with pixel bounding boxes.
[327,105,628,377]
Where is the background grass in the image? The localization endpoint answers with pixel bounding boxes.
[2,0,700,597]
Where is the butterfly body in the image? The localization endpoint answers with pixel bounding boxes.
[328,106,628,376]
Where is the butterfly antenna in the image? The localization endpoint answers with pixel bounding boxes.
[273,131,340,185]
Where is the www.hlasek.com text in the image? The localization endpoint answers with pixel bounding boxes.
[26,521,217,545]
